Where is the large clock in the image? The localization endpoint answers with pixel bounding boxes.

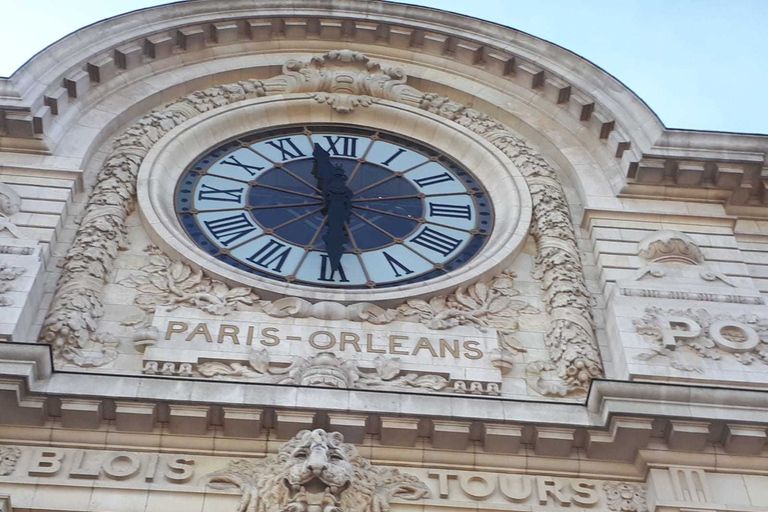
[175,125,493,289]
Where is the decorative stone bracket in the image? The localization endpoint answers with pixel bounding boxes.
[41,49,601,395]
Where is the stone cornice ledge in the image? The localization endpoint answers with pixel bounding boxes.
[2,342,768,459]
[588,379,768,425]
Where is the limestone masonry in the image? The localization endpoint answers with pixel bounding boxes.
[1,1,767,511]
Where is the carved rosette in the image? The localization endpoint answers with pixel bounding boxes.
[205,429,430,512]
[41,49,601,393]
[603,482,648,512]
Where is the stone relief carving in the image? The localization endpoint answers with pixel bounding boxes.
[187,349,500,395]
[637,229,704,265]
[0,445,21,476]
[179,350,499,395]
[634,306,768,371]
[0,263,25,307]
[396,270,539,373]
[0,183,22,239]
[205,428,430,512]
[119,246,261,321]
[603,482,647,512]
[42,49,600,394]
[41,79,269,366]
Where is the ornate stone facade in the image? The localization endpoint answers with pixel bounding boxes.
[1,2,768,512]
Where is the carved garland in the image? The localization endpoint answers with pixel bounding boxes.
[40,49,601,394]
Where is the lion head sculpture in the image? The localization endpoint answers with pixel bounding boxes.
[206,429,429,512]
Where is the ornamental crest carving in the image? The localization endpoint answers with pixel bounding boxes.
[206,429,430,512]
[634,306,768,371]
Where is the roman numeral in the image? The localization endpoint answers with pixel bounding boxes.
[265,138,305,160]
[410,227,462,257]
[246,239,292,273]
[428,203,472,220]
[203,213,257,246]
[323,136,358,157]
[381,148,406,166]
[219,155,264,176]
[413,172,454,188]
[318,254,349,282]
[197,184,244,203]
[383,251,414,278]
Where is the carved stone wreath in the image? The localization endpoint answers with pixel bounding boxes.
[205,428,430,512]
[40,49,601,395]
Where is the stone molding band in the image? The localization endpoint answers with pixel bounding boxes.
[40,49,601,394]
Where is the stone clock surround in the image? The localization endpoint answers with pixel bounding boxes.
[138,95,531,303]
[37,50,599,397]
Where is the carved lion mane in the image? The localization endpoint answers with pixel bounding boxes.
[206,429,429,512]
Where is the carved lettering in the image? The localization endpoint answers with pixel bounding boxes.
[102,452,141,480]
[28,449,64,476]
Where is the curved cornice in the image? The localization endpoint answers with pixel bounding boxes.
[1,0,766,209]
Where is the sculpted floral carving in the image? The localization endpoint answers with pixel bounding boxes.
[194,350,466,393]
[635,306,768,371]
[0,445,21,476]
[603,482,647,512]
[43,50,599,391]
[0,263,25,307]
[41,79,268,365]
[396,270,539,370]
[119,246,260,321]
[206,429,430,512]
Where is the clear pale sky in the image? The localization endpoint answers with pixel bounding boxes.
[1,0,765,134]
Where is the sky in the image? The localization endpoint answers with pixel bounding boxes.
[0,0,765,134]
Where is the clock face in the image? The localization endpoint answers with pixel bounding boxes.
[175,125,493,289]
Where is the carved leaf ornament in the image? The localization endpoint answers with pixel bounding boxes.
[41,49,601,394]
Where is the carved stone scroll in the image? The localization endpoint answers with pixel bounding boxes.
[41,49,600,393]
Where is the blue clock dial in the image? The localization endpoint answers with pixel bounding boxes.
[175,125,493,289]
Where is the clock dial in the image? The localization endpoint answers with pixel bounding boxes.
[176,125,493,288]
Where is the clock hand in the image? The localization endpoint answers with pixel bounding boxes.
[312,144,352,273]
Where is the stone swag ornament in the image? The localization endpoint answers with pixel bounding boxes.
[41,49,601,395]
[205,429,430,512]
